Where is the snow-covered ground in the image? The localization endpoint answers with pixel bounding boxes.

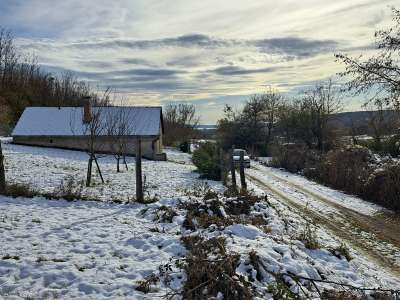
[2,142,218,201]
[1,142,399,299]
[247,162,400,278]
[250,162,383,216]
[0,197,186,299]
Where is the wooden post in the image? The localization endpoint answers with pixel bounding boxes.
[123,156,129,171]
[230,147,237,189]
[86,155,93,187]
[219,148,226,185]
[93,155,104,184]
[0,141,6,194]
[239,151,247,191]
[136,138,144,202]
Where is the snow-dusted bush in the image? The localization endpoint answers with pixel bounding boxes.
[271,144,400,212]
[364,163,400,211]
[180,235,253,300]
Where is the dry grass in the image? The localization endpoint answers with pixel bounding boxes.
[329,243,352,261]
[298,224,320,250]
[322,290,398,300]
[180,235,253,299]
[181,190,267,231]
[5,183,37,198]
[135,274,159,294]
[154,206,178,223]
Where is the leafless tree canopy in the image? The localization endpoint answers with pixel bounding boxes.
[106,98,133,172]
[217,81,341,154]
[0,28,98,134]
[335,8,400,108]
[217,89,284,154]
[163,103,199,145]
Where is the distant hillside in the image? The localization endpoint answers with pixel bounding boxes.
[329,110,399,135]
[195,125,217,130]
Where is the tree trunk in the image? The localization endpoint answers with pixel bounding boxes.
[136,138,143,202]
[0,141,6,194]
[117,156,120,173]
[86,155,93,187]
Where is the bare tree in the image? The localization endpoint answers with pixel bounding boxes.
[260,89,284,145]
[336,7,400,108]
[366,102,398,146]
[0,27,97,131]
[71,91,110,187]
[0,139,5,194]
[83,103,105,187]
[241,94,267,154]
[217,91,283,154]
[302,79,342,150]
[275,80,341,150]
[163,103,199,145]
[106,104,132,172]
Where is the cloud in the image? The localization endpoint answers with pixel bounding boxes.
[5,0,397,123]
[61,34,337,59]
[66,34,231,50]
[211,65,277,76]
[254,37,338,58]
[119,58,154,66]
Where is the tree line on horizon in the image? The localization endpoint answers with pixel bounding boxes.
[0,29,100,134]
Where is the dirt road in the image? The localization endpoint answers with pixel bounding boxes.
[247,163,400,278]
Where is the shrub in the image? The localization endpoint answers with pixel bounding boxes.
[135,274,159,294]
[360,135,400,158]
[179,141,190,153]
[329,243,352,261]
[6,183,37,198]
[192,142,221,180]
[154,206,178,223]
[55,175,85,201]
[180,236,253,300]
[364,163,400,211]
[316,145,372,195]
[270,144,320,173]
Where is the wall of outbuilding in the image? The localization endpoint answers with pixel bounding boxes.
[12,135,166,160]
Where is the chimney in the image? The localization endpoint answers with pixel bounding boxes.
[83,101,92,123]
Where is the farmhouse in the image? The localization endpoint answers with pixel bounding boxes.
[11,105,166,160]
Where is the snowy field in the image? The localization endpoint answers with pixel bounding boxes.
[1,142,399,299]
[2,142,213,201]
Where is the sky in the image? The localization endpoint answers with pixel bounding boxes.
[0,0,397,123]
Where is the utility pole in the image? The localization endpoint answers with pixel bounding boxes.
[136,137,143,202]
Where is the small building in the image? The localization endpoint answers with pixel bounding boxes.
[11,105,166,160]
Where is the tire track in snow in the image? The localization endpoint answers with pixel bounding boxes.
[246,168,400,278]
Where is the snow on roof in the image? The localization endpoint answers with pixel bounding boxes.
[12,106,162,137]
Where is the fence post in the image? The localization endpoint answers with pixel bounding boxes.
[136,137,143,202]
[93,155,104,184]
[0,141,6,194]
[230,147,237,189]
[239,151,247,191]
[219,148,226,185]
[86,155,93,187]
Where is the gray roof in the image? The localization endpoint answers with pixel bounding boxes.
[12,106,163,137]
